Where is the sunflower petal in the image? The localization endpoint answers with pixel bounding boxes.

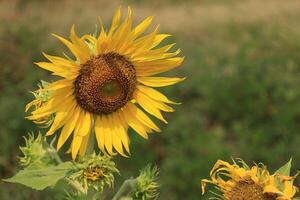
[95,116,106,154]
[103,115,114,155]
[79,131,90,156]
[71,135,83,160]
[77,112,92,137]
[135,57,184,77]
[122,104,150,139]
[138,76,185,87]
[115,111,130,154]
[127,103,161,132]
[52,33,88,63]
[133,91,168,123]
[35,62,78,78]
[57,106,81,150]
[42,53,79,68]
[137,85,178,104]
[111,114,127,156]
[132,16,153,38]
[108,6,122,37]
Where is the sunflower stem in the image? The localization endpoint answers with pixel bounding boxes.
[48,148,63,164]
[112,178,137,200]
[65,177,87,195]
[53,152,63,164]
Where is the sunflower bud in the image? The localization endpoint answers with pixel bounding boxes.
[68,153,119,193]
[133,165,160,200]
[19,133,54,167]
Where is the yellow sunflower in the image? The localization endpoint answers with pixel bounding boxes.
[201,159,298,200]
[26,7,184,159]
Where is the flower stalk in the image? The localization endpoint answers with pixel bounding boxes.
[112,178,137,200]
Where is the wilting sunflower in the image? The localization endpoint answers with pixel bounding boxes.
[201,159,299,200]
[26,7,184,159]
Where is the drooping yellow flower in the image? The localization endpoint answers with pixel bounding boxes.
[26,7,184,159]
[201,159,298,200]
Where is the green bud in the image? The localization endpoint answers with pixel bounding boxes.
[68,153,119,193]
[19,133,55,168]
[133,165,160,200]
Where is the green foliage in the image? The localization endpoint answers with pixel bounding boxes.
[3,162,73,190]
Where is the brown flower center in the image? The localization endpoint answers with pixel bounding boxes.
[226,178,276,200]
[74,53,136,114]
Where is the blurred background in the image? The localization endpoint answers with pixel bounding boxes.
[1,0,300,199]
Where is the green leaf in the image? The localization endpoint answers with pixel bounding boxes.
[275,158,292,176]
[293,198,300,200]
[3,162,73,190]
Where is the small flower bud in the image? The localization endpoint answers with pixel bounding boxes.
[19,133,54,167]
[68,153,119,193]
[133,165,160,200]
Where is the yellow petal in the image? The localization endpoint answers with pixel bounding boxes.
[115,111,130,154]
[40,79,73,91]
[131,16,153,38]
[127,103,161,132]
[151,34,172,49]
[79,131,90,156]
[112,132,124,156]
[52,33,88,63]
[31,93,73,116]
[104,115,115,155]
[108,6,122,37]
[122,104,150,139]
[82,34,97,44]
[57,106,81,150]
[110,7,133,51]
[126,25,159,57]
[45,100,76,136]
[25,99,40,112]
[70,25,90,62]
[35,62,78,79]
[132,44,180,62]
[70,109,87,159]
[138,76,185,87]
[95,116,106,154]
[96,17,108,54]
[111,114,127,156]
[137,85,178,104]
[71,135,83,160]
[135,57,184,77]
[133,91,167,123]
[77,112,92,137]
[42,53,79,69]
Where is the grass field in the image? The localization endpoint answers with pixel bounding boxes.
[1,0,300,199]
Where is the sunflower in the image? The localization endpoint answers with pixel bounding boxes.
[26,7,184,159]
[201,159,298,200]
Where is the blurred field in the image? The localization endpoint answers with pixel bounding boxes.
[1,0,300,199]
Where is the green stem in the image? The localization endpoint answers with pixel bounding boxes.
[48,148,63,164]
[112,178,137,200]
[65,177,87,195]
[53,151,63,164]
